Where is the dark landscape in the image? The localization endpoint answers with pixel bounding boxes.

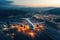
[0,0,60,40]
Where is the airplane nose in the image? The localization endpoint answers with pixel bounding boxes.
[30,27,34,30]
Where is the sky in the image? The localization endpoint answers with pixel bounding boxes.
[0,0,13,8]
[11,0,60,7]
[0,0,60,7]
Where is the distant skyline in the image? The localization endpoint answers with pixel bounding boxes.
[11,0,60,7]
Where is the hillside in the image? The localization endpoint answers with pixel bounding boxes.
[0,9,28,19]
[46,8,60,15]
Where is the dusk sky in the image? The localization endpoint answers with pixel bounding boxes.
[11,0,60,7]
[0,0,60,7]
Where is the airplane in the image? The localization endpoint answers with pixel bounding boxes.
[25,18,34,30]
[19,18,45,30]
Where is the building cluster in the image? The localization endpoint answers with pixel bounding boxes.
[1,22,44,38]
[33,14,57,20]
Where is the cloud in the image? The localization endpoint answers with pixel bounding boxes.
[0,0,13,7]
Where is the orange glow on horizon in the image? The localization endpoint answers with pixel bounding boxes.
[12,0,60,7]
[18,3,60,7]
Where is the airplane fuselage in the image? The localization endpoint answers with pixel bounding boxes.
[26,18,34,30]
